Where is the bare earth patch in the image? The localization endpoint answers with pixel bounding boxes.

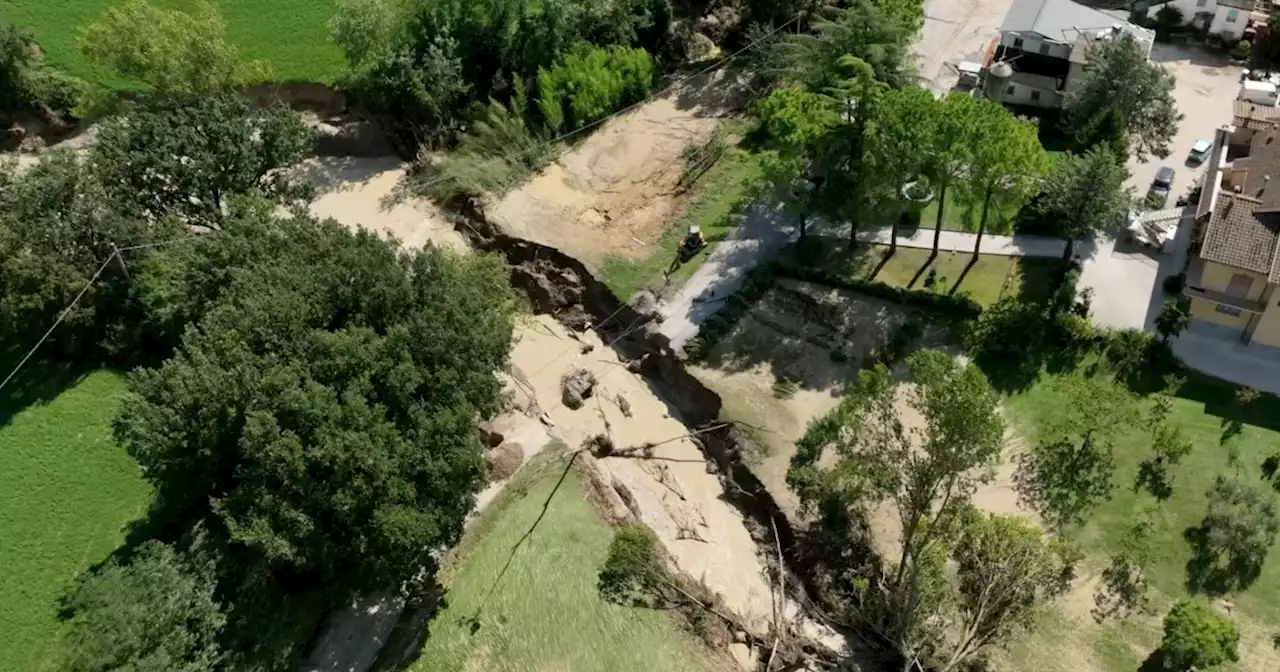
[691,280,934,516]
[489,71,742,269]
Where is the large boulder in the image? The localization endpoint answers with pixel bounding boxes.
[486,442,525,482]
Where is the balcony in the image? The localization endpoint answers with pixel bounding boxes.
[1183,258,1268,314]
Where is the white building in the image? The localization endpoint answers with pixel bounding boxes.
[1145,0,1271,42]
[993,0,1155,109]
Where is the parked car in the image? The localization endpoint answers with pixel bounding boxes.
[1147,166,1175,207]
[1188,139,1212,165]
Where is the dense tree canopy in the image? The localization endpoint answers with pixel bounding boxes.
[1063,32,1180,161]
[1034,147,1131,258]
[771,0,922,90]
[116,208,518,593]
[91,95,312,229]
[60,541,227,672]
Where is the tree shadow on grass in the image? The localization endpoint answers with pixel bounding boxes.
[1183,523,1267,596]
[0,345,95,429]
[1138,648,1167,672]
[1134,459,1175,501]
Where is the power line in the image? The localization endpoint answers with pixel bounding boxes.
[0,254,116,394]
[0,18,797,393]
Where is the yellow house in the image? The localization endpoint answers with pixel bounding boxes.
[1185,186,1280,347]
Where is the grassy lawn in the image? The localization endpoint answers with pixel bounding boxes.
[600,140,765,300]
[999,362,1280,671]
[0,362,150,672]
[794,235,1060,308]
[410,454,723,672]
[2,0,346,88]
[919,196,1020,234]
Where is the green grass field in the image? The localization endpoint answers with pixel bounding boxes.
[0,364,151,672]
[1000,364,1280,672]
[411,455,723,672]
[1,0,345,87]
[794,236,1059,308]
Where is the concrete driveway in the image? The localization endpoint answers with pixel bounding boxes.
[1127,44,1240,202]
[917,0,1013,93]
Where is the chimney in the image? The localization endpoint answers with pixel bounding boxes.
[1260,174,1273,197]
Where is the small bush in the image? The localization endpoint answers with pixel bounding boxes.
[1162,272,1186,295]
[887,318,925,363]
[1050,265,1081,317]
[598,525,666,606]
[1055,313,1096,350]
[1233,39,1252,61]
[1154,6,1184,42]
[1105,328,1155,373]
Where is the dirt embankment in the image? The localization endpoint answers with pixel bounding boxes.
[449,199,865,666]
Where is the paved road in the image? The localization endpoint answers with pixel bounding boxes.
[656,202,795,350]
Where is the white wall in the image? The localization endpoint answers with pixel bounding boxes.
[998,32,1073,60]
[999,81,1063,108]
[1209,4,1247,40]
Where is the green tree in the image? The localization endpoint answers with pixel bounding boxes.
[1034,147,1131,260]
[943,512,1077,671]
[535,46,656,133]
[1073,105,1129,157]
[1186,476,1280,593]
[1156,298,1191,343]
[79,0,271,96]
[966,102,1049,258]
[752,86,841,239]
[866,87,940,252]
[115,210,519,594]
[922,93,987,257]
[90,95,312,229]
[1159,599,1240,671]
[1015,376,1127,529]
[60,541,226,672]
[1063,31,1181,161]
[820,55,888,248]
[789,349,1004,667]
[772,0,922,90]
[1094,510,1158,621]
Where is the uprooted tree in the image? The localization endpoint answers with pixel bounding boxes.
[790,349,1072,670]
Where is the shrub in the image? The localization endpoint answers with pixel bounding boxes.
[1233,39,1252,61]
[1105,328,1155,373]
[1153,6,1184,43]
[418,93,552,202]
[598,524,666,606]
[1050,265,1081,317]
[1055,313,1096,350]
[1155,298,1191,343]
[887,318,925,363]
[1162,272,1186,295]
[1160,599,1239,671]
[536,46,657,133]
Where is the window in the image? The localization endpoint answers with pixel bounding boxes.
[1013,37,1024,48]
[1215,303,1244,317]
[1006,84,1016,95]
[1039,43,1051,55]
[1030,90,1042,102]
[1225,272,1254,298]
[1227,8,1239,22]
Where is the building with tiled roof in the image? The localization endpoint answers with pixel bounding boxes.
[1185,124,1280,349]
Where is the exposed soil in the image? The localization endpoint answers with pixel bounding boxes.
[297,156,467,251]
[691,280,940,517]
[488,70,744,269]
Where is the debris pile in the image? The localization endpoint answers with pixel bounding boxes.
[485,442,525,482]
[560,368,598,409]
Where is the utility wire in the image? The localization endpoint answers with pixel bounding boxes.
[1,16,798,393]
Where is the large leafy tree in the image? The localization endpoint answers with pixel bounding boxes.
[115,210,519,594]
[91,95,312,230]
[1159,599,1239,671]
[1063,32,1181,161]
[0,151,176,362]
[943,512,1077,671]
[1033,147,1131,260]
[772,0,921,90]
[1014,376,1128,530]
[925,94,984,257]
[752,86,840,239]
[1185,476,1280,594]
[865,86,940,252]
[60,541,227,672]
[79,0,271,96]
[789,349,1005,668]
[965,104,1049,257]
